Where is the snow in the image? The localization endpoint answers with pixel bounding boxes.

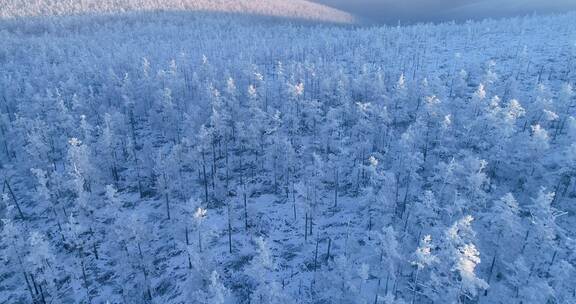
[0,0,355,23]
[0,6,575,304]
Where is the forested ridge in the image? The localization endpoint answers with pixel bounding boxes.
[0,0,354,22]
[0,10,575,304]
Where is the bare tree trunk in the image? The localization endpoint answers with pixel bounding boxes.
[411,268,420,304]
[305,213,308,241]
[38,282,47,304]
[185,226,189,245]
[227,203,233,254]
[79,248,92,304]
[3,179,25,219]
[225,139,229,192]
[485,253,497,296]
[334,168,339,208]
[313,237,319,272]
[374,277,382,304]
[326,238,331,262]
[163,172,171,220]
[292,180,297,221]
[202,153,209,204]
[17,255,35,303]
[244,189,248,231]
[198,225,203,253]
[211,141,216,193]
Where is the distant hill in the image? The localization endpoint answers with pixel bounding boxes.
[444,0,576,20]
[0,0,355,23]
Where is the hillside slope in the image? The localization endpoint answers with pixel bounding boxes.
[0,0,355,22]
[445,0,576,19]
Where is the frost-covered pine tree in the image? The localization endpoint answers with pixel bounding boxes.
[489,193,522,242]
[67,138,94,214]
[526,188,566,258]
[247,237,293,304]
[25,231,57,304]
[374,226,401,283]
[431,216,488,302]
[194,271,231,304]
[194,204,208,253]
[410,235,438,304]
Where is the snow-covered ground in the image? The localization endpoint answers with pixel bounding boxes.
[0,6,575,304]
[0,0,354,23]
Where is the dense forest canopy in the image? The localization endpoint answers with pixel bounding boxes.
[0,9,575,304]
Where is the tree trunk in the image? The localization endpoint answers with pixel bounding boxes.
[485,253,497,296]
[202,153,209,204]
[3,179,25,219]
[313,238,319,271]
[225,139,229,192]
[211,142,216,192]
[228,204,233,254]
[244,192,248,231]
[305,213,308,241]
[411,268,420,304]
[326,238,331,262]
[334,168,339,208]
